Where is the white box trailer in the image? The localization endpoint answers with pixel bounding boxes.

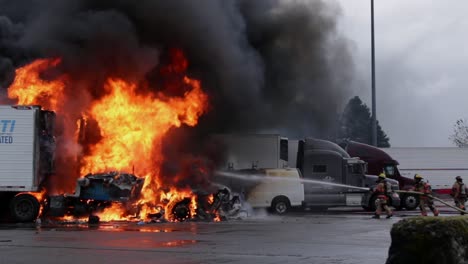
[383,147,468,189]
[0,105,40,191]
[0,105,55,222]
[213,134,289,170]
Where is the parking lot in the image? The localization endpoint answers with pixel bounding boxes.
[0,205,461,264]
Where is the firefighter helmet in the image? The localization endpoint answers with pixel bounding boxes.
[378,173,386,179]
[414,174,423,180]
[456,176,463,181]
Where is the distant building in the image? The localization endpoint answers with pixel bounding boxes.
[383,147,468,189]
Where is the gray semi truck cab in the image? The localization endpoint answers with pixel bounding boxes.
[297,138,400,208]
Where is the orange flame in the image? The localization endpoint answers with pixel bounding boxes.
[95,203,133,222]
[80,77,207,175]
[80,76,208,220]
[8,58,65,111]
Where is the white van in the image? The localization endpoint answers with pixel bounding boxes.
[215,168,304,214]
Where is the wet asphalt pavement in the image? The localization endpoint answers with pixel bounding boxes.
[0,207,461,264]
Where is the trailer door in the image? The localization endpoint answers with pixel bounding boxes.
[0,106,37,192]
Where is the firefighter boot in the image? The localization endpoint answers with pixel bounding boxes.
[386,214,393,219]
[372,214,380,219]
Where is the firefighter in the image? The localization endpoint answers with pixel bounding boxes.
[450,176,467,215]
[413,174,439,216]
[372,173,393,219]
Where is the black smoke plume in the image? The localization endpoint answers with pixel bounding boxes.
[1,0,354,135]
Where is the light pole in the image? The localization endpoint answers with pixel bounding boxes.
[371,0,377,146]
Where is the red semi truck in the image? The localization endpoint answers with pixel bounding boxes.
[339,140,419,210]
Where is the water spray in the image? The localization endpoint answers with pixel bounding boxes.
[216,170,371,192]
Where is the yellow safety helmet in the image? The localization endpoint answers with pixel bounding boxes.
[378,173,386,179]
[414,174,423,180]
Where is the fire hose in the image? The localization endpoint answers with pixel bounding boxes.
[396,190,466,214]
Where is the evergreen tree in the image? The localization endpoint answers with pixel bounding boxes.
[339,96,390,147]
[449,119,468,147]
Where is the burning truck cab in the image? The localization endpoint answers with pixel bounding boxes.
[47,172,144,218]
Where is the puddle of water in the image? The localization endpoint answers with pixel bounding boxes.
[2,220,204,235]
[157,240,198,247]
[101,238,199,248]
[97,225,181,233]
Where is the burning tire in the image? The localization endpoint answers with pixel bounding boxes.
[10,194,40,222]
[271,196,291,215]
[171,198,191,222]
[402,194,419,210]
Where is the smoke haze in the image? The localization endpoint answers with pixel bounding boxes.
[1,0,355,137]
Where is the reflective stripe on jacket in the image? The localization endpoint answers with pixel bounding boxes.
[374,182,388,200]
[414,181,432,199]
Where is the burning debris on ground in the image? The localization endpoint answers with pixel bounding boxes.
[42,170,246,224]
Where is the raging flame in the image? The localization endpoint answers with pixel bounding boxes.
[8,58,64,111]
[79,76,207,175]
[80,76,208,220]
[7,50,211,222]
[96,203,133,222]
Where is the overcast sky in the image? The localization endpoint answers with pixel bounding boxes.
[335,0,468,147]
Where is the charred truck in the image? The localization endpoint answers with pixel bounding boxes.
[213,134,400,214]
[339,140,417,210]
[0,105,55,222]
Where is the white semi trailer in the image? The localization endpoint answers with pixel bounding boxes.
[213,134,289,170]
[0,105,55,222]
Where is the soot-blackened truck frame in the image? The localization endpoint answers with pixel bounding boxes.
[0,105,55,222]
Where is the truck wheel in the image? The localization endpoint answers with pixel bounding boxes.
[402,194,419,210]
[368,195,377,212]
[271,196,291,215]
[362,205,371,211]
[10,194,40,222]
